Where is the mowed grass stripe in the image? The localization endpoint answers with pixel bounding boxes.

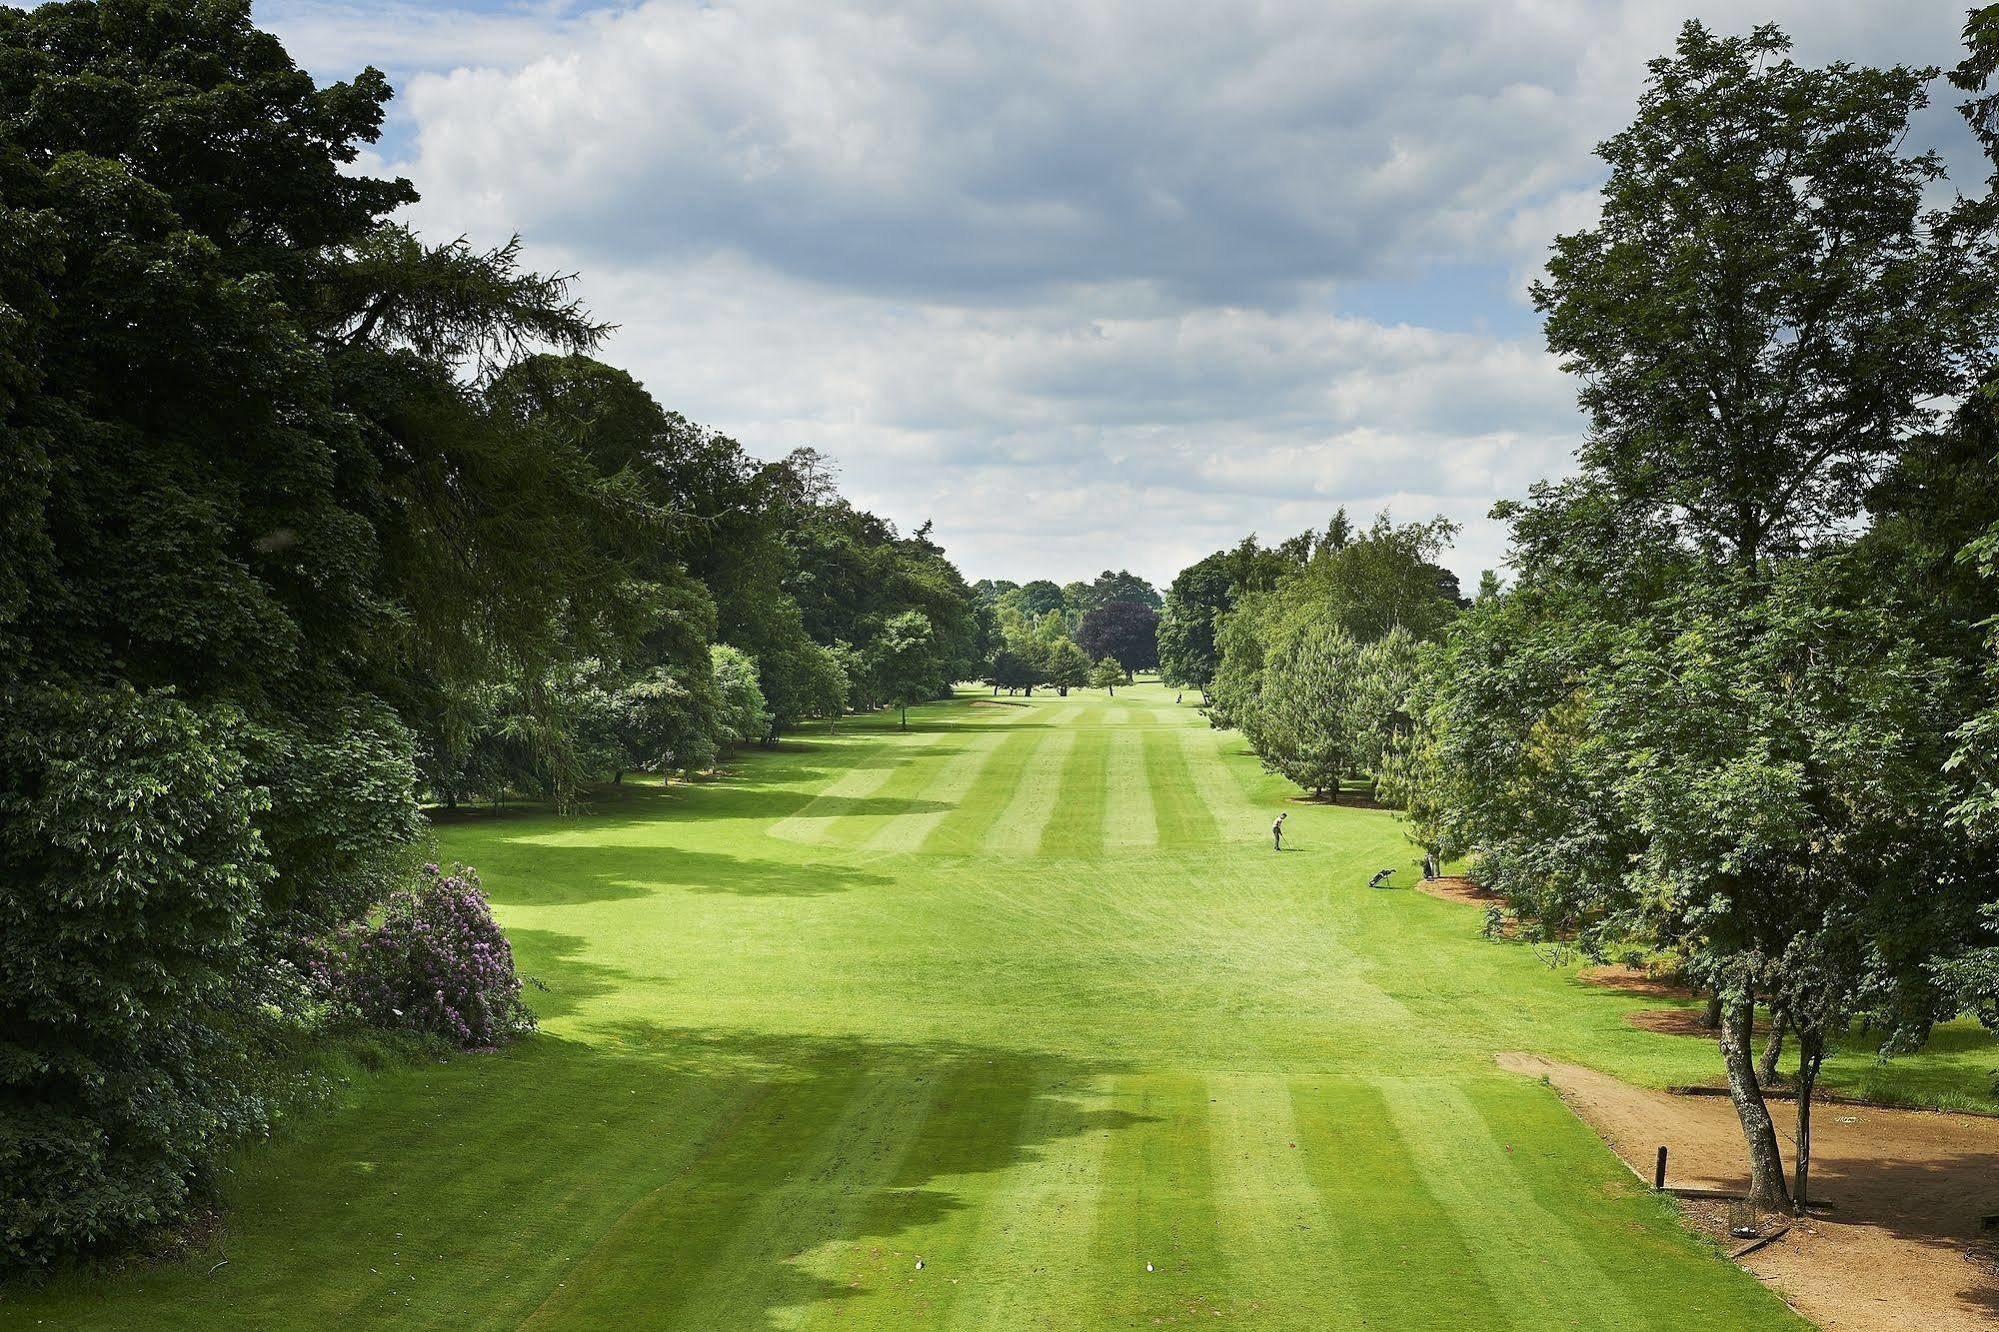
[918,727,1045,855]
[939,1076,1122,1331]
[1087,1073,1229,1324]
[786,1055,1048,1329]
[814,731,971,850]
[1141,726,1218,848]
[1377,1079,1636,1330]
[1465,1079,1810,1329]
[863,727,1013,854]
[768,732,942,845]
[1289,1081,1509,1326]
[1176,726,1263,831]
[982,728,1076,858]
[1100,728,1158,851]
[1038,726,1111,857]
[1208,1074,1352,1327]
[522,1058,940,1328]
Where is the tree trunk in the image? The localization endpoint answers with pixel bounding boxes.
[1719,991,1792,1210]
[612,770,623,785]
[1757,1011,1787,1088]
[1701,992,1723,1030]
[1791,1027,1826,1215]
[899,705,907,731]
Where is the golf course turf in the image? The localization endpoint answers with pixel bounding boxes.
[16,685,1995,1328]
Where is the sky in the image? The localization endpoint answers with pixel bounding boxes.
[252,0,1984,591]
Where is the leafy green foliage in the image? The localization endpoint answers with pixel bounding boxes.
[709,646,771,748]
[869,612,944,729]
[1529,20,1973,574]
[1,686,273,1267]
[1041,638,1091,694]
[1156,552,1237,689]
[1397,20,1999,1209]
[1076,600,1159,678]
[1196,514,1458,801]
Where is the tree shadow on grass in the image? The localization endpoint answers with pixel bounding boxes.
[429,742,972,834]
[517,1020,1154,1329]
[479,843,897,906]
[8,1014,1153,1331]
[504,925,642,1021]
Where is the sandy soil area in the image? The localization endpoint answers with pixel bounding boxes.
[1499,1052,1999,1331]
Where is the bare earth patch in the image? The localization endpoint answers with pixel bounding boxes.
[1413,874,1503,907]
[1499,1052,1999,1331]
[1623,1007,1773,1039]
[1576,963,1698,1001]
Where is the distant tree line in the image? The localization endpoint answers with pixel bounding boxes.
[0,3,980,1267]
[972,570,1161,694]
[1159,509,1466,799]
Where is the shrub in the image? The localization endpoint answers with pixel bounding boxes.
[0,686,273,1269]
[333,865,536,1048]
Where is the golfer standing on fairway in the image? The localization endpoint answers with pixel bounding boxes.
[1272,812,1287,850]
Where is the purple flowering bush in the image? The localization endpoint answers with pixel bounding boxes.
[331,864,537,1047]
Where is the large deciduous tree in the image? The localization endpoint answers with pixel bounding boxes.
[0,1,427,1263]
[1157,553,1235,690]
[1530,22,1968,574]
[870,611,943,730]
[1078,600,1160,680]
[1403,20,1998,1211]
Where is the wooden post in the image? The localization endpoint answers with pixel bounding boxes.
[1654,1146,1668,1190]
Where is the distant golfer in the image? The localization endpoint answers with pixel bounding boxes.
[1272,812,1288,850]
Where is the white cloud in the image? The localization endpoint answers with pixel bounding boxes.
[257,0,1984,589]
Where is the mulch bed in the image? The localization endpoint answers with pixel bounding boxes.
[1575,964,1698,1001]
[1412,874,1505,908]
[1623,1007,1770,1039]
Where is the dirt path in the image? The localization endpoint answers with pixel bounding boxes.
[1499,1052,1999,1331]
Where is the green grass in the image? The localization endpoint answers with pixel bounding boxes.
[12,685,1994,1328]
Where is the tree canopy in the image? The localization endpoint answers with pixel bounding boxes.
[1391,19,1999,1212]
